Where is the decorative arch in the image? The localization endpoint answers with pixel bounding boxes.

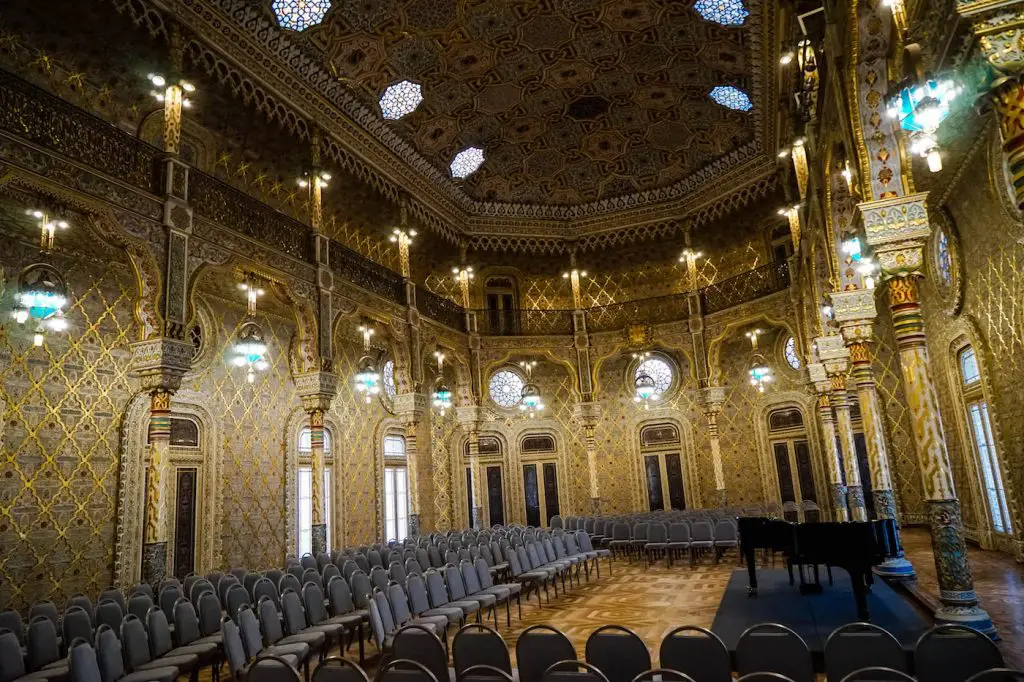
[630,412,699,511]
[706,313,797,386]
[114,389,222,591]
[752,392,824,511]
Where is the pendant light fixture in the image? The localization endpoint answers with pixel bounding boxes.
[746,329,773,393]
[518,360,544,418]
[354,324,380,403]
[231,275,268,383]
[431,350,453,416]
[632,351,660,409]
[12,209,71,347]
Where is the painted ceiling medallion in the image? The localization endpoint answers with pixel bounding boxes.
[694,0,749,26]
[380,80,423,120]
[451,147,485,179]
[709,85,753,111]
[272,0,330,31]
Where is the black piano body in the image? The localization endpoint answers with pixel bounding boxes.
[737,516,901,621]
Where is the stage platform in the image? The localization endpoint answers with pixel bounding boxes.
[711,568,931,671]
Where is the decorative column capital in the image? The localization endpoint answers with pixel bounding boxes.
[130,338,193,393]
[572,401,603,426]
[394,392,430,424]
[814,334,850,378]
[294,371,338,412]
[455,405,488,429]
[808,362,832,396]
[698,386,726,414]
[858,193,931,277]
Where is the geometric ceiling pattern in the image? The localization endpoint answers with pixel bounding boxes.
[311,0,758,205]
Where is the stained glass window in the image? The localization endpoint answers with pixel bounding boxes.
[382,359,397,399]
[489,369,525,408]
[380,81,423,120]
[784,336,801,369]
[694,0,749,26]
[935,228,953,288]
[709,85,753,112]
[451,147,485,179]
[959,347,980,385]
[272,0,330,31]
[635,356,674,395]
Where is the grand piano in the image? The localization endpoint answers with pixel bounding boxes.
[737,516,902,621]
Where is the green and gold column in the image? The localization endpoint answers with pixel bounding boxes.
[809,362,849,521]
[818,334,867,521]
[832,288,917,578]
[861,193,994,635]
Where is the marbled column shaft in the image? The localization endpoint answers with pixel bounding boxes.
[849,342,895,500]
[582,423,600,501]
[831,378,866,521]
[885,276,994,634]
[817,394,849,521]
[467,429,483,528]
[405,421,420,526]
[144,389,172,586]
[309,408,327,555]
[162,84,183,155]
[705,410,726,503]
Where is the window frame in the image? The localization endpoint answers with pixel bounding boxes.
[627,351,680,401]
[488,366,527,410]
[296,425,334,558]
[383,433,409,542]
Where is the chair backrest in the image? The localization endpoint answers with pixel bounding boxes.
[248,654,302,682]
[461,561,485,594]
[119,614,154,671]
[196,590,222,637]
[416,548,431,572]
[540,660,609,682]
[390,561,409,585]
[646,523,668,543]
[226,583,251,622]
[824,623,908,682]
[424,570,452,608]
[313,657,372,682]
[585,625,652,682]
[838,667,916,682]
[659,626,731,682]
[238,604,267,658]
[354,554,371,574]
[221,617,249,679]
[145,606,178,659]
[713,521,737,542]
[159,584,183,622]
[303,567,322,588]
[282,589,311,636]
[323,563,342,585]
[351,572,373,609]
[96,626,128,682]
[517,625,577,682]
[427,545,444,568]
[690,522,713,542]
[99,589,126,614]
[253,576,280,611]
[394,625,448,682]
[68,638,102,682]
[405,574,433,616]
[612,523,630,541]
[172,597,202,647]
[94,599,123,634]
[406,558,423,578]
[28,602,59,629]
[453,624,512,679]
[368,550,384,568]
[630,669,697,682]
[0,630,27,682]
[372,591,397,639]
[914,624,1004,682]
[327,575,356,616]
[301,555,318,570]
[280,572,303,596]
[303,582,331,625]
[375,658,440,682]
[736,623,814,682]
[189,578,215,606]
[257,595,286,645]
[128,592,154,622]
[63,607,94,650]
[633,523,649,542]
[388,583,415,627]
[27,616,61,671]
[964,670,1024,682]
[370,566,390,593]
[218,574,240,605]
[445,565,469,601]
[668,524,691,544]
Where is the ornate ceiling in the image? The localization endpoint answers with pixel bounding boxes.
[103,0,783,249]
[310,0,761,206]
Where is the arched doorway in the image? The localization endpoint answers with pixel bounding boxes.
[639,423,686,511]
[766,407,819,522]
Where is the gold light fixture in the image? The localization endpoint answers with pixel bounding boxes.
[518,360,544,418]
[354,324,380,403]
[12,210,72,346]
[632,351,660,409]
[148,72,196,108]
[746,329,773,393]
[452,265,474,308]
[431,350,453,416]
[232,275,268,384]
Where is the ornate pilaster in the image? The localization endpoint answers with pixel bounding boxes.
[295,371,338,554]
[810,362,848,521]
[819,334,866,522]
[396,392,429,536]
[699,386,727,505]
[130,338,193,586]
[861,194,994,635]
[456,406,488,527]
[573,402,603,513]
[832,288,917,577]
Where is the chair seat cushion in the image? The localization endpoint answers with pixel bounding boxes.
[323,613,363,628]
[120,666,181,682]
[447,600,481,614]
[169,642,218,662]
[645,542,669,549]
[136,654,198,672]
[265,642,310,661]
[690,541,713,548]
[500,582,523,595]
[666,542,689,549]
[423,607,465,624]
[410,616,450,634]
[279,631,326,649]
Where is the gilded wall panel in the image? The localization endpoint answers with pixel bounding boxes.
[0,232,137,610]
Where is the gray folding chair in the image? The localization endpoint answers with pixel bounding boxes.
[312,657,371,682]
[393,626,447,682]
[736,623,813,682]
[516,625,576,682]
[585,625,650,682]
[914,624,1004,682]
[659,626,731,682]
[824,623,908,682]
[839,668,916,682]
[453,624,512,681]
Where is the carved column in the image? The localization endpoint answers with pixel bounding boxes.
[456,407,486,529]
[809,362,848,521]
[130,338,193,586]
[699,386,727,506]
[818,335,866,521]
[573,402,602,513]
[296,371,338,554]
[832,289,917,578]
[395,393,428,537]
[861,193,994,635]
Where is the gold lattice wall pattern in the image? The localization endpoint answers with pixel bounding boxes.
[182,294,299,570]
[0,234,136,611]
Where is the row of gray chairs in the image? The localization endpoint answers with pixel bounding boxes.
[596,520,737,567]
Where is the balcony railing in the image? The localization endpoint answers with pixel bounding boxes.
[700,261,790,315]
[586,292,692,333]
[473,308,575,336]
[417,286,465,332]
[329,241,407,307]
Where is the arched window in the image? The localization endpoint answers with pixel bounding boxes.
[521,434,556,453]
[297,426,333,558]
[383,435,409,541]
[784,336,801,370]
[488,368,525,409]
[382,358,397,400]
[956,345,1013,535]
[766,407,817,522]
[484,276,518,335]
[935,227,953,289]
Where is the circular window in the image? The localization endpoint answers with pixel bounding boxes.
[928,213,963,314]
[488,369,525,409]
[784,336,801,370]
[634,355,674,395]
[934,227,953,290]
[382,358,397,400]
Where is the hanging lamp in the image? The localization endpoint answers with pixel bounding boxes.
[231,275,268,383]
[432,350,453,416]
[518,360,544,418]
[354,324,380,403]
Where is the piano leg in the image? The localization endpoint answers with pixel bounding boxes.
[851,569,871,621]
[813,564,819,586]
[787,559,795,586]
[827,565,833,586]
[745,546,759,596]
